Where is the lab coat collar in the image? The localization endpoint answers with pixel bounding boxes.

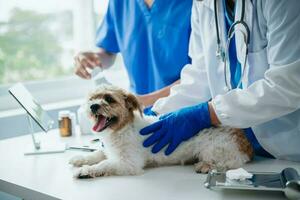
[200,0,227,47]
[201,0,231,90]
[201,0,254,88]
[201,0,254,49]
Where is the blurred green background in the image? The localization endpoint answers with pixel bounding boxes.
[0,8,74,84]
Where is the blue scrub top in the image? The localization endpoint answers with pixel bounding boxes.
[96,0,192,95]
[223,1,241,89]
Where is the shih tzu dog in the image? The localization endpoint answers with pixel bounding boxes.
[69,85,253,178]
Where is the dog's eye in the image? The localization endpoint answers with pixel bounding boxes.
[104,94,115,103]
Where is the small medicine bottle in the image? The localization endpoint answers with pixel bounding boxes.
[58,111,72,137]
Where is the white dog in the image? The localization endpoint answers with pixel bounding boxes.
[69,85,253,178]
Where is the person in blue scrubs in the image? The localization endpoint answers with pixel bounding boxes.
[74,0,192,107]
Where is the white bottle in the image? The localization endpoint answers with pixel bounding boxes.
[91,67,111,87]
[77,105,93,135]
[69,112,77,136]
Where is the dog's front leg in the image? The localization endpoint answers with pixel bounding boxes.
[74,159,144,178]
[69,150,106,167]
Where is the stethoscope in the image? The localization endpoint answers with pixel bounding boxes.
[214,0,251,90]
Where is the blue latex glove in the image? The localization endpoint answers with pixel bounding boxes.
[140,102,211,155]
[143,106,157,116]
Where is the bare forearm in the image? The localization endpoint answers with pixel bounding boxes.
[97,48,116,69]
[137,80,181,107]
[154,79,180,98]
[208,102,221,126]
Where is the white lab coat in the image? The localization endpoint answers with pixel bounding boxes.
[152,0,300,161]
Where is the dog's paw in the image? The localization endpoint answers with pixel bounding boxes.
[194,161,214,174]
[73,165,93,178]
[69,155,88,167]
[73,165,105,179]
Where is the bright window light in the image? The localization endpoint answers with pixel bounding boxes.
[0,0,109,85]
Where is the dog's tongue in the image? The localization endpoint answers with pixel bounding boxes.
[93,116,106,132]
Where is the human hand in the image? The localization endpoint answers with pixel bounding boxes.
[143,106,157,116]
[74,52,101,79]
[140,102,211,155]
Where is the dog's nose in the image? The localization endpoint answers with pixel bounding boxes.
[90,104,100,114]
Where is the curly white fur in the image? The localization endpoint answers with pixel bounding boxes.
[69,113,251,178]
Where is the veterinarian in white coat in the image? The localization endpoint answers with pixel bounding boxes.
[142,0,300,161]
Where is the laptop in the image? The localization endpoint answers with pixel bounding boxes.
[9,83,66,155]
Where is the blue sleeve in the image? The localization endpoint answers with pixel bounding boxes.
[95,0,120,53]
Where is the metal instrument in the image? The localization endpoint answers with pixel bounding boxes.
[204,168,300,199]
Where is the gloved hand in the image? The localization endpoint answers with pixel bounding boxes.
[139,102,211,155]
[143,106,157,116]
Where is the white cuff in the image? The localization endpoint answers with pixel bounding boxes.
[212,96,229,123]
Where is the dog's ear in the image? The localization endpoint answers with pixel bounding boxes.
[125,93,143,117]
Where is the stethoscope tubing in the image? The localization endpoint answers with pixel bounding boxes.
[214,0,250,90]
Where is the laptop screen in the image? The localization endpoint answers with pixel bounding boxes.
[9,83,54,132]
